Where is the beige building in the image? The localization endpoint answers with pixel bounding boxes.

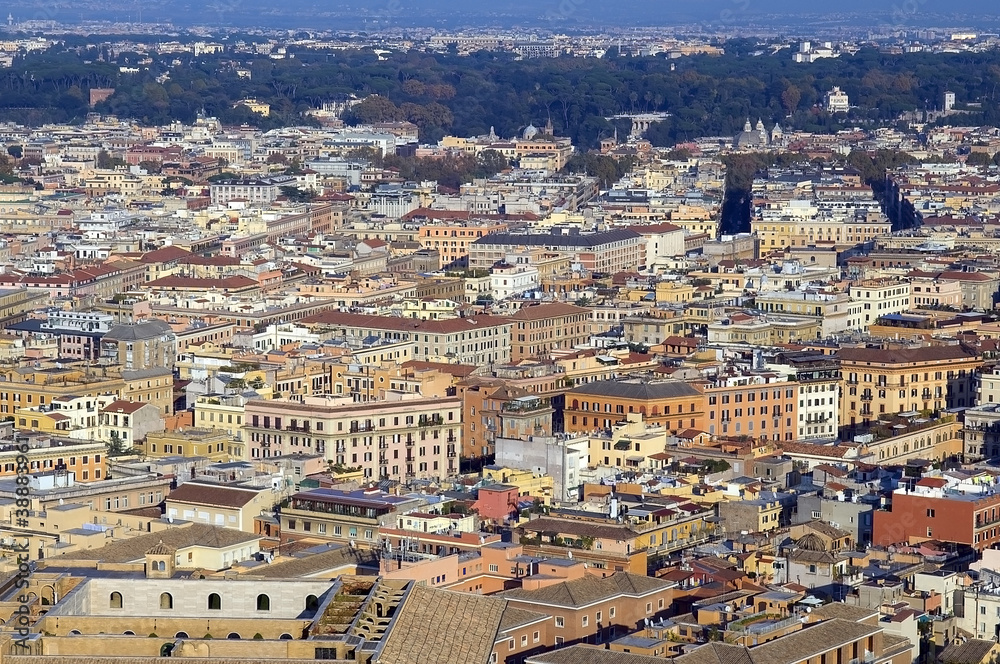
[848,279,911,331]
[244,394,460,482]
[165,481,278,532]
[839,344,982,431]
[143,428,245,462]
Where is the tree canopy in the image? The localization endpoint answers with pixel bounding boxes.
[1,42,998,148]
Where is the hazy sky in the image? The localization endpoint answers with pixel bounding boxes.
[6,0,1000,28]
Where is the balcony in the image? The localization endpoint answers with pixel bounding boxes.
[418,415,444,428]
[861,393,873,401]
[728,612,802,637]
[502,398,549,414]
[349,424,376,434]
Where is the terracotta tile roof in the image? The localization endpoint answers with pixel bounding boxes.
[302,311,512,333]
[139,245,191,263]
[519,516,640,542]
[379,585,507,664]
[752,620,883,663]
[837,344,979,365]
[626,222,683,235]
[503,571,673,608]
[401,360,478,377]
[48,523,260,564]
[102,399,154,414]
[674,642,755,664]
[147,275,259,289]
[165,481,265,509]
[497,605,549,635]
[509,302,591,320]
[242,544,376,578]
[527,645,666,664]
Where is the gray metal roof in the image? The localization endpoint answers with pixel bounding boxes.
[472,228,640,248]
[570,379,702,401]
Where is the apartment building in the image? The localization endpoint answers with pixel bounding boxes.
[209,175,296,205]
[302,311,513,365]
[673,617,912,664]
[510,302,591,362]
[470,228,643,274]
[563,379,705,434]
[965,403,1000,459]
[164,481,277,532]
[416,220,509,268]
[838,343,982,432]
[142,428,243,462]
[769,351,841,441]
[504,573,676,647]
[0,364,174,417]
[244,394,461,482]
[279,487,421,546]
[0,433,106,482]
[458,379,554,459]
[848,279,911,331]
[703,373,800,441]
[873,478,1000,550]
[707,315,821,345]
[755,290,852,337]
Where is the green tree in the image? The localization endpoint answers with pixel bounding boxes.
[97,149,125,169]
[347,95,402,123]
[107,431,130,457]
[966,151,992,166]
[475,149,509,178]
[781,85,801,115]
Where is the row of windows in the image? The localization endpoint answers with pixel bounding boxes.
[109,591,306,612]
[708,389,794,405]
[286,520,374,539]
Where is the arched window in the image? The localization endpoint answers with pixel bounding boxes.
[160,593,173,609]
[305,595,319,611]
[157,561,166,571]
[69,630,81,635]
[208,593,222,610]
[109,592,123,609]
[227,633,241,640]
[175,632,189,639]
[279,633,293,640]
[123,631,135,636]
[256,594,270,611]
